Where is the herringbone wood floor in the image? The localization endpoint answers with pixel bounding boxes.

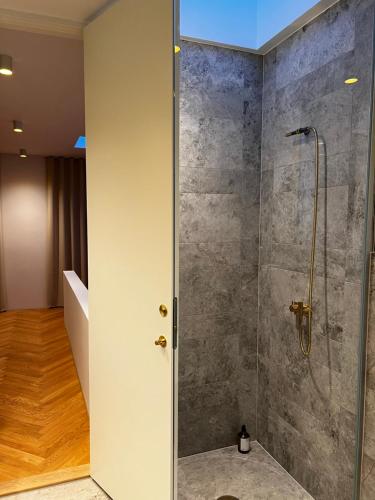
[0,308,89,486]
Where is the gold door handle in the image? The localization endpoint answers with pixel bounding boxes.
[154,335,167,348]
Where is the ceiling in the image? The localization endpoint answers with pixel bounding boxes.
[0,27,85,157]
[0,0,110,23]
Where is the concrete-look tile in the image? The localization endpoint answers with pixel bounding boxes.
[273,163,300,193]
[343,281,362,351]
[367,259,375,359]
[340,344,359,414]
[240,200,260,243]
[258,1,374,498]
[179,193,241,244]
[178,334,239,385]
[178,1,374,493]
[179,241,241,267]
[275,0,355,89]
[180,40,261,94]
[178,313,248,341]
[349,133,371,187]
[272,190,299,245]
[178,443,313,500]
[364,388,375,461]
[257,267,273,358]
[275,50,355,116]
[179,263,241,317]
[180,115,244,169]
[304,89,353,158]
[178,41,262,457]
[318,152,350,188]
[364,252,375,417]
[179,167,257,196]
[352,2,375,136]
[240,264,259,321]
[308,332,342,373]
[312,274,345,342]
[241,238,260,266]
[259,170,273,264]
[316,185,349,251]
[271,242,346,281]
[178,380,240,456]
[361,454,375,500]
[345,181,367,283]
[266,412,341,500]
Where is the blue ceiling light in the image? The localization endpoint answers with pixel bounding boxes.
[74,136,86,149]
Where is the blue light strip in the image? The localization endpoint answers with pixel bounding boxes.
[74,136,86,149]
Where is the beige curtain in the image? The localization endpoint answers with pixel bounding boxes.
[0,159,6,311]
[47,157,88,307]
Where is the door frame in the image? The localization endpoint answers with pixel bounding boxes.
[173,0,180,497]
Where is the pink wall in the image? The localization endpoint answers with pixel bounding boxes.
[0,154,49,310]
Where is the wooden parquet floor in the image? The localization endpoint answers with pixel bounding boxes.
[0,308,89,487]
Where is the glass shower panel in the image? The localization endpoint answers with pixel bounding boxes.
[176,1,375,499]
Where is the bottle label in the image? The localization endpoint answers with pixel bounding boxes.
[240,438,250,452]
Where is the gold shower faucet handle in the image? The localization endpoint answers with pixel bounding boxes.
[289,301,310,316]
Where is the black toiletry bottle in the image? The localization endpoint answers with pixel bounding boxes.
[238,425,251,454]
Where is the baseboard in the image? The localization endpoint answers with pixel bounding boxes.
[0,464,90,497]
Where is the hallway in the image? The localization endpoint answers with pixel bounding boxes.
[0,309,89,495]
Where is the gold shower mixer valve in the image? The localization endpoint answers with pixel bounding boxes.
[289,301,311,317]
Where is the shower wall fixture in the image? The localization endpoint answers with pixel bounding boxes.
[258,1,374,498]
[178,0,375,498]
[286,126,320,357]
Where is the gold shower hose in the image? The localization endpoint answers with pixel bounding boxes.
[302,127,319,357]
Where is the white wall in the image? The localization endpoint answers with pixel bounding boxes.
[63,271,89,410]
[0,154,49,310]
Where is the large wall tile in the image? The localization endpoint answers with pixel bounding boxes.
[178,41,262,456]
[180,193,241,244]
[260,1,374,498]
[275,0,355,89]
[363,258,375,496]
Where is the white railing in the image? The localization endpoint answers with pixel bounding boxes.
[63,271,89,412]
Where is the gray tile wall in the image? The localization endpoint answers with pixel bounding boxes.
[362,257,375,499]
[258,1,375,499]
[178,41,263,457]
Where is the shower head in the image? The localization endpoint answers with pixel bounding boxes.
[285,127,311,137]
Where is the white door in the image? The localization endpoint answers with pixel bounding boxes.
[84,1,175,498]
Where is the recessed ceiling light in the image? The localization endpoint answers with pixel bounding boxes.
[0,54,13,76]
[345,77,359,85]
[19,149,28,158]
[13,120,23,133]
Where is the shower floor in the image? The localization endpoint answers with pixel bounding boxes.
[178,442,313,500]
[4,442,312,499]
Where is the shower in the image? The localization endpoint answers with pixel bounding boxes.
[286,126,320,357]
[176,1,375,498]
